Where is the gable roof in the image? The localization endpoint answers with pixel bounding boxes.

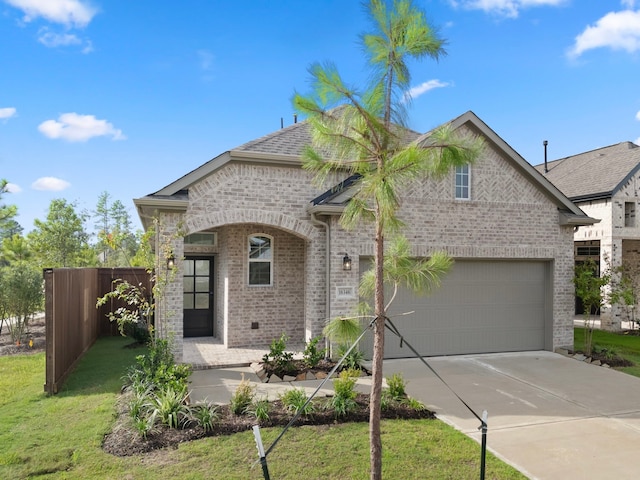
[310,111,596,226]
[534,142,640,202]
[135,110,597,229]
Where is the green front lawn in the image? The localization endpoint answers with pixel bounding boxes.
[0,338,526,479]
[574,327,640,377]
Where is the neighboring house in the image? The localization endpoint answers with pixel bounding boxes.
[535,141,640,330]
[134,111,595,362]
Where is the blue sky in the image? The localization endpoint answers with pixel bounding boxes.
[2,0,640,234]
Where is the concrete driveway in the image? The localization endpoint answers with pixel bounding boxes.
[387,351,640,480]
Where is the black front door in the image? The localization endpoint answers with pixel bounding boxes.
[183,257,214,337]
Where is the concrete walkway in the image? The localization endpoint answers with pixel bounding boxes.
[189,351,640,479]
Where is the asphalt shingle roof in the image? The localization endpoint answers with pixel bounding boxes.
[534,142,640,200]
[233,114,422,158]
[234,121,314,156]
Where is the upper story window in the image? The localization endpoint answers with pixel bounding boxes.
[455,164,470,200]
[248,235,273,286]
[625,202,636,227]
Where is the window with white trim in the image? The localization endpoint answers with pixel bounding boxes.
[455,164,470,200]
[248,235,273,286]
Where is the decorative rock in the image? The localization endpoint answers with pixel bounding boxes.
[592,360,602,366]
[296,373,307,382]
[283,375,296,382]
[573,354,586,361]
[305,371,316,380]
[315,372,328,379]
[584,357,592,363]
[269,375,283,383]
[603,364,611,368]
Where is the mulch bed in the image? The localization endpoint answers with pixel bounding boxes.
[0,316,46,356]
[102,391,435,457]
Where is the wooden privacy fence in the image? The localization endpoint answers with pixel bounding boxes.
[44,267,152,395]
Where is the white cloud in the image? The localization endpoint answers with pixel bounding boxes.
[568,10,640,58]
[5,183,22,193]
[0,107,17,120]
[403,80,450,102]
[4,0,97,28]
[636,110,640,121]
[38,113,126,142]
[622,1,637,9]
[635,137,640,146]
[449,0,566,18]
[38,30,80,47]
[37,28,92,52]
[31,177,70,191]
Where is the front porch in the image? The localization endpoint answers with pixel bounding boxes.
[182,337,305,370]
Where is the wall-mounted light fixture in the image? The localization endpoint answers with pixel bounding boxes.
[166,254,176,270]
[342,253,352,271]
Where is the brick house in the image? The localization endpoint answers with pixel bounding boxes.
[536,141,640,330]
[134,111,595,362]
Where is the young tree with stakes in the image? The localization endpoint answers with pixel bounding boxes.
[293,1,483,478]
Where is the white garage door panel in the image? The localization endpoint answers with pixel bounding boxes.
[361,260,549,358]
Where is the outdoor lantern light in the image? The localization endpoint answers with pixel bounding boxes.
[167,254,175,270]
[342,254,352,271]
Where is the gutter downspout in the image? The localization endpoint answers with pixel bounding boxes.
[310,212,331,357]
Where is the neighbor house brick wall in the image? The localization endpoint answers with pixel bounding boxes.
[573,172,640,330]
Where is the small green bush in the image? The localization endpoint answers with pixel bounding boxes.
[386,373,406,400]
[303,336,326,368]
[249,398,270,422]
[330,369,359,417]
[124,338,192,394]
[262,333,296,377]
[190,402,220,432]
[230,375,255,415]
[132,415,156,440]
[337,344,364,371]
[405,397,427,411]
[280,388,315,416]
[149,386,191,429]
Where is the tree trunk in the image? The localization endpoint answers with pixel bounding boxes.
[369,219,385,480]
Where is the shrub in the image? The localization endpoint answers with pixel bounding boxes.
[330,369,359,417]
[248,398,270,422]
[337,344,364,371]
[405,397,427,411]
[380,390,393,411]
[303,336,326,368]
[132,415,156,440]
[386,373,406,401]
[279,388,315,416]
[190,402,220,432]
[125,338,191,394]
[262,333,296,377]
[149,386,191,429]
[230,375,255,415]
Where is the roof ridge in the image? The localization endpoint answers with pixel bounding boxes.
[233,120,308,152]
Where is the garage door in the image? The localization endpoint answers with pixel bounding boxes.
[360,259,550,359]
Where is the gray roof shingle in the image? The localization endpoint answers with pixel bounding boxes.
[534,142,640,200]
[234,115,422,157]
